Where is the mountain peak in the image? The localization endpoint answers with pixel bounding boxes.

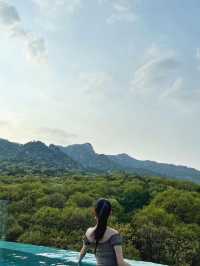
[23,141,48,150]
[81,143,95,152]
[117,153,133,159]
[0,138,8,142]
[65,143,95,155]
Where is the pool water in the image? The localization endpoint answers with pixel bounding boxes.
[0,248,70,266]
[0,241,166,266]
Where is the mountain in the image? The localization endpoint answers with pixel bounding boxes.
[108,154,160,176]
[108,153,200,183]
[59,143,120,172]
[0,139,82,174]
[0,138,200,183]
[0,138,21,159]
[16,141,81,169]
[59,143,200,183]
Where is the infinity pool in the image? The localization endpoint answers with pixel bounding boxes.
[0,241,165,266]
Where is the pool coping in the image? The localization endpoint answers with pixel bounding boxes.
[0,241,166,266]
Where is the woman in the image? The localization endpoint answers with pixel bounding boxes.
[78,198,131,266]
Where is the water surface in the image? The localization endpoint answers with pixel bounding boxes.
[0,241,166,266]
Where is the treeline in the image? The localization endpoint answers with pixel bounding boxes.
[0,173,199,266]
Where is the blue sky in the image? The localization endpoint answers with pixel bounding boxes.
[0,0,199,169]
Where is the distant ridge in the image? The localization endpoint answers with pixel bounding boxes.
[59,143,120,172]
[108,153,200,183]
[0,139,82,174]
[0,138,199,183]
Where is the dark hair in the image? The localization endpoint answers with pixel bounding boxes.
[93,198,112,253]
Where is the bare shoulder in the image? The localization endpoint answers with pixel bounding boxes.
[85,227,95,238]
[107,227,119,235]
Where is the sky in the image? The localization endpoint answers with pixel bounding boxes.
[0,0,200,169]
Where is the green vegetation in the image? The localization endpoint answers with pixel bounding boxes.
[0,173,200,266]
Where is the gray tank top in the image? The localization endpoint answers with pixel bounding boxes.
[83,233,123,266]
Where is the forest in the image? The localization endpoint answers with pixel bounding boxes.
[0,172,199,266]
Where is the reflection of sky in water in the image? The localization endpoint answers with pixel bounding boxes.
[0,241,166,266]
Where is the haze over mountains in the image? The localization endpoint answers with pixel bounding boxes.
[0,138,200,183]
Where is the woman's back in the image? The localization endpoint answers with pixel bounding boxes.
[78,199,130,266]
[84,227,123,266]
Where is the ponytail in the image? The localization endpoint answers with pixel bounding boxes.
[93,199,111,253]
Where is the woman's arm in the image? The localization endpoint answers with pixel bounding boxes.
[114,245,132,266]
[78,229,91,264]
[78,244,88,264]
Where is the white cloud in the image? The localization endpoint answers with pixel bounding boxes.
[107,11,135,24]
[0,1,20,30]
[130,45,200,106]
[33,0,135,27]
[113,2,131,12]
[79,72,113,95]
[26,35,48,63]
[161,77,183,98]
[163,77,200,104]
[99,0,136,23]
[0,1,47,63]
[35,127,77,145]
[0,120,77,145]
[32,0,82,32]
[33,0,81,15]
[130,45,200,108]
[131,53,179,97]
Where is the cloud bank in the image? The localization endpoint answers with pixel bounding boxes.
[130,45,200,108]
[0,0,47,63]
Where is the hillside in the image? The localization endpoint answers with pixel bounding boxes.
[0,138,21,159]
[59,143,120,172]
[108,153,200,183]
[60,143,200,183]
[0,138,200,183]
[0,139,82,174]
[0,173,200,266]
